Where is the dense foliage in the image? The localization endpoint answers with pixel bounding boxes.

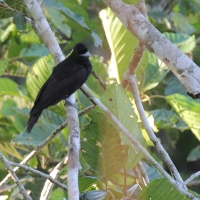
[1,0,200,199]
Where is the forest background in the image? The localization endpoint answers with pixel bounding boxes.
[1,0,200,199]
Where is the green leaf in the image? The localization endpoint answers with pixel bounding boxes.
[0,142,23,160]
[86,56,108,96]
[187,145,200,162]
[164,32,195,53]
[0,58,8,76]
[167,94,200,141]
[178,0,200,15]
[79,176,100,192]
[80,190,107,200]
[20,43,50,60]
[164,75,187,96]
[170,12,195,34]
[0,0,26,19]
[26,56,54,99]
[0,78,20,96]
[99,7,138,81]
[25,177,46,200]
[6,60,28,77]
[0,23,15,43]
[81,110,129,180]
[59,7,102,47]
[122,0,140,4]
[149,109,188,131]
[51,188,64,199]
[139,178,187,200]
[137,51,169,92]
[100,84,146,168]
[12,120,58,146]
[13,13,26,30]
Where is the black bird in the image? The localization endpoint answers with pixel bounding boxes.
[27,43,92,133]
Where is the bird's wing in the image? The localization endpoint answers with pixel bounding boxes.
[30,66,89,115]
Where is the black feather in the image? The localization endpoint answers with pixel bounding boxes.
[26,43,92,133]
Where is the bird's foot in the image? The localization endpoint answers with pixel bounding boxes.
[65,99,78,109]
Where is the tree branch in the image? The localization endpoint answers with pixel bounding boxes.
[0,105,94,187]
[40,156,68,199]
[81,83,197,200]
[8,161,68,191]
[0,153,32,200]
[128,74,185,186]
[103,0,200,99]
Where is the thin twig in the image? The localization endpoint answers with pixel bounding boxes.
[0,153,32,200]
[0,2,26,16]
[91,70,107,90]
[185,171,200,185]
[133,165,145,189]
[137,161,149,185]
[187,180,200,187]
[8,161,68,191]
[128,75,185,187]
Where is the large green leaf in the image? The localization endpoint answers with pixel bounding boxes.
[26,56,54,99]
[6,60,28,77]
[81,110,129,180]
[20,43,50,60]
[13,13,26,30]
[79,177,101,192]
[59,7,101,47]
[12,120,58,146]
[170,12,195,34]
[164,32,195,53]
[99,7,138,81]
[164,75,187,96]
[0,142,23,160]
[149,109,188,131]
[1,99,25,132]
[100,84,146,168]
[167,94,200,140]
[0,77,20,96]
[99,8,169,91]
[139,178,187,200]
[43,2,101,47]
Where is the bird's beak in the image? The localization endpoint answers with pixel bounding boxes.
[81,51,91,57]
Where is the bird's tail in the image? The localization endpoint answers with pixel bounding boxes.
[26,112,42,133]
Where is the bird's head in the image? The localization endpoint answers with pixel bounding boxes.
[73,43,91,57]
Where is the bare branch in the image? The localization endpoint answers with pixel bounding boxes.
[65,94,80,200]
[137,162,149,185]
[8,161,68,191]
[103,0,200,99]
[81,83,197,200]
[128,74,185,187]
[91,70,107,90]
[0,153,32,200]
[40,156,68,200]
[185,171,200,185]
